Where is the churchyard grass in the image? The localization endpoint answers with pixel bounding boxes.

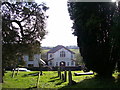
[2,71,120,89]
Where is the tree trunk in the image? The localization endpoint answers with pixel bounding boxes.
[1,68,5,83]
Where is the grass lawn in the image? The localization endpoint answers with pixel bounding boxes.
[69,49,79,54]
[2,70,120,89]
[41,49,50,54]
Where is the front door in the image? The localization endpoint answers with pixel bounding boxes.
[60,61,66,66]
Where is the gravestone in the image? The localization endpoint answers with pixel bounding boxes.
[64,70,67,82]
[60,70,62,79]
[62,74,64,81]
[68,70,72,85]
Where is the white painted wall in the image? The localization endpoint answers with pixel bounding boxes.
[48,48,76,67]
[23,54,41,67]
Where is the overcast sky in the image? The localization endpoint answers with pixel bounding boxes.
[35,0,77,47]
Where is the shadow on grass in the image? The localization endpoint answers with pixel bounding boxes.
[56,81,64,85]
[48,78,60,82]
[22,72,39,77]
[59,76,120,89]
[49,75,64,85]
[50,76,59,79]
[26,86,37,89]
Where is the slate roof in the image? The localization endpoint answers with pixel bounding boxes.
[47,45,75,54]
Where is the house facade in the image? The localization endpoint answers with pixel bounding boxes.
[23,54,40,67]
[47,45,76,67]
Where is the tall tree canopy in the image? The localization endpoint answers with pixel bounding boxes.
[2,2,49,68]
[68,2,120,77]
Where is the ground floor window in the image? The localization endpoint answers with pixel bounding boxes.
[71,61,74,66]
[50,61,52,66]
[56,62,58,66]
[67,62,69,66]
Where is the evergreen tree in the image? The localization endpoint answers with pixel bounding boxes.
[68,2,120,77]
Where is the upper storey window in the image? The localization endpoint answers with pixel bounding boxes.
[60,51,65,57]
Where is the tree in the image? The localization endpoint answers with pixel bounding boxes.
[75,53,83,66]
[41,51,48,65]
[2,1,48,78]
[68,2,120,77]
[110,2,120,72]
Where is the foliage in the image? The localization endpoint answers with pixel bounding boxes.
[67,2,120,77]
[41,49,50,65]
[70,49,83,66]
[110,2,120,72]
[75,53,84,66]
[2,2,48,68]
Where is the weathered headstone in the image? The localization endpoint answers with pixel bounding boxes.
[68,70,72,85]
[58,71,60,77]
[62,74,64,81]
[64,70,67,82]
[58,67,60,77]
[60,70,62,79]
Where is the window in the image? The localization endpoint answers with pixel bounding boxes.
[71,61,74,66]
[28,64,33,67]
[56,62,58,66]
[29,54,34,61]
[50,54,52,58]
[50,61,52,66]
[67,62,69,66]
[60,51,65,57]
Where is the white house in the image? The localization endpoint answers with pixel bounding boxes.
[23,54,45,67]
[47,45,76,67]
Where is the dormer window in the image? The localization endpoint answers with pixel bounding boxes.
[60,51,65,57]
